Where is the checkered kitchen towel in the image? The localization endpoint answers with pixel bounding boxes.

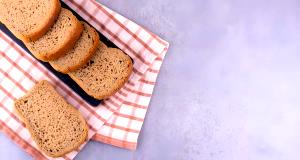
[0,0,169,159]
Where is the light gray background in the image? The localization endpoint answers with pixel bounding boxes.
[1,0,300,159]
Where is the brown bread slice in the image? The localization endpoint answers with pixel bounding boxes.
[25,8,83,62]
[14,80,88,158]
[0,0,61,42]
[68,46,133,100]
[49,22,99,73]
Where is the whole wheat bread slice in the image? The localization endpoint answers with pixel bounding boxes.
[49,22,99,73]
[0,0,61,42]
[14,80,88,158]
[69,45,133,100]
[25,8,83,62]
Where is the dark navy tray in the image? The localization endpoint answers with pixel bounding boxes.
[0,1,118,106]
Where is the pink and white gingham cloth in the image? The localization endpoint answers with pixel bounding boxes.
[0,0,169,159]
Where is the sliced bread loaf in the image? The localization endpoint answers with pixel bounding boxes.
[49,22,99,73]
[0,0,61,42]
[14,80,88,158]
[68,46,133,100]
[25,8,83,62]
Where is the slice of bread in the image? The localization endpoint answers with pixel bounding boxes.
[14,80,88,158]
[25,8,83,62]
[49,22,99,73]
[0,0,61,42]
[68,46,133,100]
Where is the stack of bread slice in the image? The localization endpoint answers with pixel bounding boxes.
[0,0,133,100]
[1,0,133,157]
